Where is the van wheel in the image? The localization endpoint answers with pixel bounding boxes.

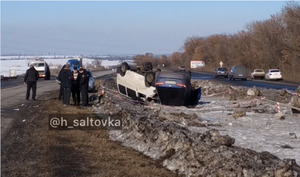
[120,62,130,76]
[145,72,155,87]
[143,62,153,71]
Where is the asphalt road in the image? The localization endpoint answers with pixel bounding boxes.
[1,70,115,139]
[191,72,299,91]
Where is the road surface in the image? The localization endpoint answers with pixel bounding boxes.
[192,71,299,91]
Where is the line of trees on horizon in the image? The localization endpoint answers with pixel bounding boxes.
[134,2,300,82]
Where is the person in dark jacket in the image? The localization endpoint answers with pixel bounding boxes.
[58,65,66,100]
[24,65,39,100]
[71,66,80,106]
[78,68,89,107]
[59,64,73,106]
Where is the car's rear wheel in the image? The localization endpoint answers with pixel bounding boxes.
[145,72,155,87]
[120,62,130,76]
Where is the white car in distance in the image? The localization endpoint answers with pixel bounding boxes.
[251,69,265,79]
[265,69,282,81]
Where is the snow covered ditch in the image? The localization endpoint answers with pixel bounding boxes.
[92,78,300,176]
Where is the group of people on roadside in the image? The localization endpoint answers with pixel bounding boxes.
[24,64,90,107]
[58,64,90,107]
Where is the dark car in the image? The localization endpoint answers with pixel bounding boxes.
[215,67,228,78]
[228,66,247,81]
[178,66,186,71]
[155,71,201,106]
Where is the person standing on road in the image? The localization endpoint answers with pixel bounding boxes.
[71,66,80,106]
[24,65,39,101]
[59,64,73,106]
[58,65,66,100]
[78,68,89,107]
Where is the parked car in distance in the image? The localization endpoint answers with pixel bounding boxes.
[178,66,186,71]
[265,69,282,80]
[251,69,265,79]
[215,67,228,78]
[228,66,247,81]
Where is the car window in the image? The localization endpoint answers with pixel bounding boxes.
[255,69,264,72]
[33,63,44,67]
[234,66,246,72]
[218,68,227,71]
[270,70,280,72]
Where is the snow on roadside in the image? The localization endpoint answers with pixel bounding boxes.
[0,57,133,76]
[185,95,300,164]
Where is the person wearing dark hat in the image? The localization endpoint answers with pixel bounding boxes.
[71,66,80,106]
[78,68,89,107]
[24,65,39,100]
[60,64,73,106]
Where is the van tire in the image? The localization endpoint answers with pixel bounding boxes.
[120,62,130,76]
[145,72,155,87]
[144,62,153,71]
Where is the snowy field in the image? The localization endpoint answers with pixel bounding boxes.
[0,56,133,76]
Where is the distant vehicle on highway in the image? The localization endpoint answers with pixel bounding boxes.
[265,69,282,81]
[251,69,265,79]
[178,66,186,71]
[215,67,228,78]
[28,59,50,80]
[228,66,247,81]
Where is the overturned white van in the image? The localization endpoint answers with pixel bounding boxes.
[116,62,158,102]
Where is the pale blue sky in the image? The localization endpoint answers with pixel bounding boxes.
[1,1,288,56]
